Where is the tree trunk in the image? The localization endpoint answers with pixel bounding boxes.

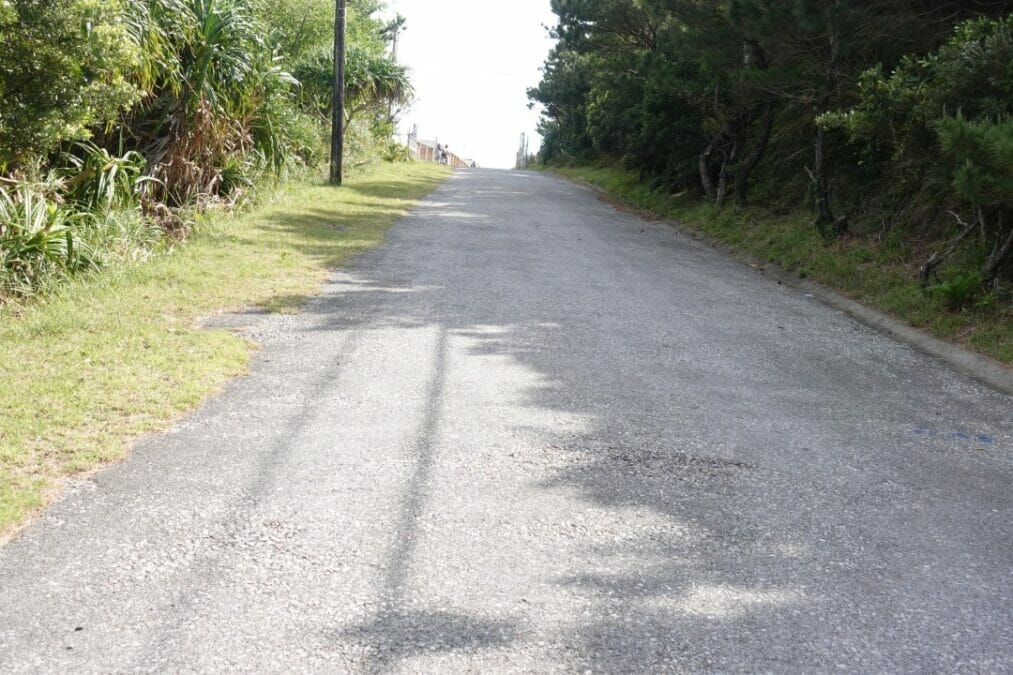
[715,139,737,208]
[813,129,834,226]
[918,210,977,287]
[734,102,774,207]
[699,139,717,198]
[811,128,846,235]
[982,212,1013,285]
[810,25,846,235]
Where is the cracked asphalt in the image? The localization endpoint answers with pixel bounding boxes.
[1,169,1011,672]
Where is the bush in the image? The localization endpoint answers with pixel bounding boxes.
[0,184,94,297]
[0,0,140,169]
[927,271,984,310]
[61,142,151,213]
[0,0,413,302]
[823,15,1013,286]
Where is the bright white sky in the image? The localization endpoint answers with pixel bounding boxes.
[383,0,557,168]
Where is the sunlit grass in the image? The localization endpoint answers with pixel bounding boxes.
[550,165,1011,364]
[0,161,451,536]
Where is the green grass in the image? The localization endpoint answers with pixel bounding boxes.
[549,165,1011,364]
[0,161,451,537]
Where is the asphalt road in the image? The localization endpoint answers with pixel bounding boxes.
[1,169,1010,672]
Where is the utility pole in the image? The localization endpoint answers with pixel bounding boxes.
[518,133,529,169]
[329,0,347,186]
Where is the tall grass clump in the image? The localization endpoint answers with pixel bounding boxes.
[0,185,93,298]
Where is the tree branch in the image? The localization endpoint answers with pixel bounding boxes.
[919,210,979,287]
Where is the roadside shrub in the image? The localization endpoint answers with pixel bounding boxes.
[927,271,984,310]
[382,141,412,163]
[61,142,152,214]
[823,16,1013,287]
[0,0,412,303]
[0,185,94,297]
[0,0,140,169]
[82,208,164,264]
[936,115,1013,283]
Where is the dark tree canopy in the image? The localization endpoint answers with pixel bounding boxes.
[530,0,1013,285]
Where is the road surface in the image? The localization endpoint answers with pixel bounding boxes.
[1,169,1010,672]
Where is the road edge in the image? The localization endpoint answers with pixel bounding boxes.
[556,172,1013,396]
[0,163,454,545]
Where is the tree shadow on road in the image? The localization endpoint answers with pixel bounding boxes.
[288,170,1012,671]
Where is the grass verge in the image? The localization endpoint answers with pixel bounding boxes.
[548,165,1011,365]
[0,161,451,537]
